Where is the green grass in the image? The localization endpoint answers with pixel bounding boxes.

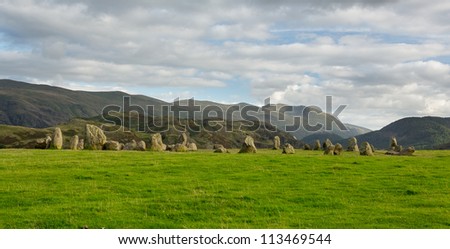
[0,149,449,228]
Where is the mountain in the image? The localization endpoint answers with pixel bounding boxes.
[349,117,450,150]
[0,79,370,139]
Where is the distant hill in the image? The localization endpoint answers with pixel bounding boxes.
[0,79,370,140]
[348,117,450,150]
[0,79,167,128]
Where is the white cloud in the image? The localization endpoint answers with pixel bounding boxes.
[0,0,449,129]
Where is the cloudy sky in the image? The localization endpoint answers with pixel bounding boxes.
[1,0,449,129]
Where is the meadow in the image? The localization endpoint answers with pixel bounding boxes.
[0,149,449,229]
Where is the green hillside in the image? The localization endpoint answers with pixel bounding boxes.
[351,117,450,150]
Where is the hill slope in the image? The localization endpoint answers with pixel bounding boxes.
[351,117,450,149]
[0,79,166,128]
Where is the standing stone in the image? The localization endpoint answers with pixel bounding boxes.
[273,136,281,150]
[213,144,228,153]
[85,124,107,150]
[77,139,84,150]
[324,145,336,155]
[137,141,146,151]
[178,132,188,146]
[322,139,333,150]
[313,140,321,150]
[103,141,121,151]
[390,137,401,152]
[150,133,166,152]
[347,137,359,152]
[187,142,198,151]
[303,144,311,150]
[282,143,295,154]
[52,127,63,150]
[70,135,79,150]
[334,143,343,155]
[123,140,137,150]
[360,142,374,156]
[35,135,52,149]
[239,136,257,153]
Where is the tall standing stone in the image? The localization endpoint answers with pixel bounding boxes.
[273,136,281,150]
[239,136,257,153]
[347,137,359,152]
[85,124,107,150]
[52,127,63,150]
[70,135,79,150]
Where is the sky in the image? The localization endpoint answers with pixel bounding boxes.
[1,0,449,130]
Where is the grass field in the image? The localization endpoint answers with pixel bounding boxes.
[0,149,449,229]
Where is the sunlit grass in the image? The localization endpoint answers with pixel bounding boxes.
[0,149,449,228]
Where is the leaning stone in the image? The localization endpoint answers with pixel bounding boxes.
[282,143,295,154]
[273,136,281,150]
[70,135,79,150]
[239,136,257,153]
[360,142,374,156]
[178,132,188,146]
